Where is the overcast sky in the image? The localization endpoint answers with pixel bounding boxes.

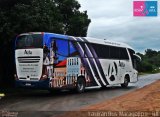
[77,0,160,53]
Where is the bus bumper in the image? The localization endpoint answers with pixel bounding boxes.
[15,79,50,89]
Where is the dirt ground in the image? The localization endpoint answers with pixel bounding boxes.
[58,80,160,117]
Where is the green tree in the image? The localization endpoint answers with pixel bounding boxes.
[145,49,158,58]
[0,0,91,87]
[54,0,91,36]
[137,49,160,73]
[0,0,91,46]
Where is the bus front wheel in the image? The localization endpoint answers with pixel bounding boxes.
[121,76,129,88]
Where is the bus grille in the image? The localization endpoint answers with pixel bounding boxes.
[18,56,40,63]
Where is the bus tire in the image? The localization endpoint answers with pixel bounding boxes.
[76,78,85,93]
[121,76,129,88]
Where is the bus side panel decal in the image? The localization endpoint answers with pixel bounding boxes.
[90,46,110,85]
[76,37,105,86]
[70,37,101,86]
[81,37,109,85]
[74,42,99,86]
[84,46,104,86]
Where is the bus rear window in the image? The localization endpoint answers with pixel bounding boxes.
[16,34,43,49]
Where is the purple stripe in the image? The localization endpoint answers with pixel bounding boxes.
[68,36,75,41]
[70,37,98,86]
[75,37,83,42]
[78,38,104,86]
[82,37,109,85]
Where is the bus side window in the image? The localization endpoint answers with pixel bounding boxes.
[119,48,129,60]
[92,44,109,59]
[110,46,120,59]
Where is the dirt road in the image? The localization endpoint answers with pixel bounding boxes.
[0,73,160,117]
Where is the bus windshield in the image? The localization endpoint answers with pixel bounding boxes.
[16,34,43,49]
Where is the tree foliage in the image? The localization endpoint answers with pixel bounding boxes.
[137,49,160,73]
[0,0,91,46]
[54,0,90,36]
[0,0,91,87]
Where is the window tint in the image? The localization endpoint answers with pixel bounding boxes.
[16,34,43,49]
[110,46,119,59]
[92,43,129,60]
[92,44,109,58]
[119,48,129,60]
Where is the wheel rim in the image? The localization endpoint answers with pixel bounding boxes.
[78,81,84,91]
[124,78,128,85]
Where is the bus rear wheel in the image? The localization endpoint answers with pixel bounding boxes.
[76,78,85,93]
[121,76,129,88]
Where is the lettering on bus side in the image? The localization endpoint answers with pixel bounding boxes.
[119,61,125,67]
[24,50,32,55]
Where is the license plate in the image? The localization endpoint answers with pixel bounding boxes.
[25,83,31,86]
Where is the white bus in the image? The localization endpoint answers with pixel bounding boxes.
[14,32,141,93]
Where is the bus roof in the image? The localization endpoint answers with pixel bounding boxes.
[83,37,133,50]
[17,32,133,50]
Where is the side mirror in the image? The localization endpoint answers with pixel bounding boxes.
[133,54,141,62]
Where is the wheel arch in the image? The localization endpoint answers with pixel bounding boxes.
[124,74,130,82]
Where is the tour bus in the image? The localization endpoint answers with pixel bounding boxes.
[14,32,141,93]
